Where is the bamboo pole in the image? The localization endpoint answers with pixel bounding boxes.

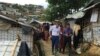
[10,34,21,56]
[83,2,100,11]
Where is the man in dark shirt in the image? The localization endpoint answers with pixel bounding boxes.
[63,23,73,56]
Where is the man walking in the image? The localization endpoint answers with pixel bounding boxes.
[49,21,60,55]
[63,23,73,56]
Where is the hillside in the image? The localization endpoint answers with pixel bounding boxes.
[0,2,44,20]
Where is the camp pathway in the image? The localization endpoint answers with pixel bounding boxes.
[41,39,68,56]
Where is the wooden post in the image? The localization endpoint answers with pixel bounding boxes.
[10,34,21,56]
[91,23,94,44]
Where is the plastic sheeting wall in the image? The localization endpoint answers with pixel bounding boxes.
[93,27,100,45]
[0,41,21,56]
[83,31,92,42]
[83,9,100,45]
[0,27,33,52]
[83,25,100,45]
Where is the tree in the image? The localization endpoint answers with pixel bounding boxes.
[44,0,90,21]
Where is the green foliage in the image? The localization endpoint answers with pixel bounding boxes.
[44,0,90,21]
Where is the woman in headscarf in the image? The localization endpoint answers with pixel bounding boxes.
[42,23,50,41]
[59,22,64,53]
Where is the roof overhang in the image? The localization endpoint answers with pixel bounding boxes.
[66,2,100,19]
[0,15,33,28]
[66,11,85,19]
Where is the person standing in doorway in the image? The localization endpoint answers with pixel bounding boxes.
[49,21,60,55]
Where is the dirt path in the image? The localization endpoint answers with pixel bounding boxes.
[41,39,100,56]
[41,39,68,56]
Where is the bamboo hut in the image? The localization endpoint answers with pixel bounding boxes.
[0,15,33,56]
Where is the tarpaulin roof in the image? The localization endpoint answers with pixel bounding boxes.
[0,15,33,28]
[66,1,100,19]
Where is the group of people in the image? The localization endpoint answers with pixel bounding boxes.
[49,20,83,55]
[34,20,83,55]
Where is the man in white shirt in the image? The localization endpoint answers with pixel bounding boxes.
[49,21,60,55]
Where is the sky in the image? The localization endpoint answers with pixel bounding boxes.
[0,0,48,8]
